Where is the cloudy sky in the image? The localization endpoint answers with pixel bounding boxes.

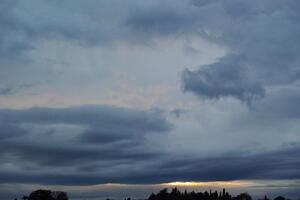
[1,0,300,199]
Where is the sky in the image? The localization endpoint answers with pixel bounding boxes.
[1,0,300,199]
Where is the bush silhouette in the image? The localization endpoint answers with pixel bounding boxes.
[28,189,68,200]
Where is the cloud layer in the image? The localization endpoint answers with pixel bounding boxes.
[0,105,172,184]
[0,0,300,195]
[0,104,300,185]
[181,0,300,103]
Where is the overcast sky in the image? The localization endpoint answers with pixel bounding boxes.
[1,0,300,199]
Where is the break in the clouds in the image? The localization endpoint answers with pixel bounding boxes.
[0,0,300,198]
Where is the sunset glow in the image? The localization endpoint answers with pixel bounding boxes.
[162,181,254,187]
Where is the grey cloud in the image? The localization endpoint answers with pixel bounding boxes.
[1,0,300,188]
[0,143,300,185]
[126,1,197,38]
[182,56,265,103]
[126,144,300,184]
[0,105,172,181]
[0,0,212,62]
[1,0,299,84]
[0,122,28,140]
[0,141,159,167]
[0,105,299,185]
[0,0,124,60]
[182,0,300,103]
[0,105,172,131]
[0,0,194,61]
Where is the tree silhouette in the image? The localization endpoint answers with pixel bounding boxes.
[147,188,287,200]
[19,187,288,200]
[28,189,68,200]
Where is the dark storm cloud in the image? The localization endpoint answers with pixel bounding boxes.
[0,143,300,185]
[0,105,172,178]
[120,144,300,184]
[158,145,300,182]
[0,97,298,187]
[182,56,265,103]
[181,0,300,103]
[0,105,171,131]
[0,140,159,167]
[4,105,299,185]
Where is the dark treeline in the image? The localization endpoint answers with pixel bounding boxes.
[15,188,288,200]
[15,189,68,200]
[148,188,286,200]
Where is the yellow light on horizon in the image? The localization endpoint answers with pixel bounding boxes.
[161,181,254,187]
[167,182,196,186]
